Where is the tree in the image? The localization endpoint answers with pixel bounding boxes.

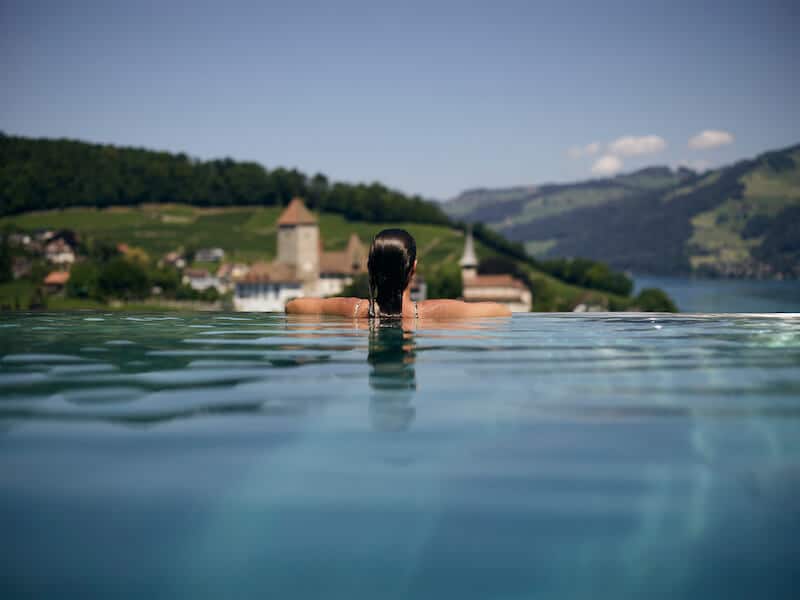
[123,246,150,266]
[86,238,121,262]
[427,264,463,299]
[0,236,12,283]
[66,261,99,299]
[149,266,181,296]
[97,257,150,300]
[200,287,220,302]
[634,288,677,312]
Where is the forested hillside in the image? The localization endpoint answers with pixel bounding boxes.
[446,145,800,278]
[0,132,448,225]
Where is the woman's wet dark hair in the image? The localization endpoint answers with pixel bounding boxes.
[367,229,416,318]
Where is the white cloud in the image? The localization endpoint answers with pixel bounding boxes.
[688,130,734,150]
[677,159,710,172]
[591,155,623,176]
[567,141,601,159]
[608,135,666,156]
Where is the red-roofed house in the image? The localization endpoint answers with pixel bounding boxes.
[44,270,70,293]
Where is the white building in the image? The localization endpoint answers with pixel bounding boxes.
[44,239,76,265]
[182,269,220,291]
[233,198,367,312]
[195,247,225,262]
[234,263,303,312]
[460,228,532,312]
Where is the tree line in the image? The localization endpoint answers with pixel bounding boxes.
[0,133,449,225]
[466,222,634,296]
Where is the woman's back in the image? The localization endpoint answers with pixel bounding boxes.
[285,229,511,319]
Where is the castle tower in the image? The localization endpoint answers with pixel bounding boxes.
[459,227,478,281]
[277,197,319,282]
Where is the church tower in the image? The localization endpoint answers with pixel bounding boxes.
[459,227,478,281]
[277,197,319,283]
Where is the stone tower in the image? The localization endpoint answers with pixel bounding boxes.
[459,227,478,281]
[277,197,319,283]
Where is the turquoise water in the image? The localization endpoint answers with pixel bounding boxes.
[634,275,800,313]
[1,312,799,599]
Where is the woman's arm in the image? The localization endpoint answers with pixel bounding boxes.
[285,297,361,316]
[422,299,512,319]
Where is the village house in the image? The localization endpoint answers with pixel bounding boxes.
[43,270,70,294]
[11,256,32,279]
[36,230,56,243]
[216,263,250,292]
[234,198,367,312]
[182,268,220,291]
[195,247,225,262]
[44,238,76,265]
[459,229,532,312]
[161,251,186,270]
[8,233,32,247]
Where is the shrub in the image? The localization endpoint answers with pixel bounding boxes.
[66,261,99,299]
[634,288,677,312]
[427,264,463,299]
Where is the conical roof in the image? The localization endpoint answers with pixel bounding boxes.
[277,197,317,226]
[459,228,478,267]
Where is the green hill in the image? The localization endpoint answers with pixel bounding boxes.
[0,203,647,312]
[0,132,448,225]
[445,146,800,278]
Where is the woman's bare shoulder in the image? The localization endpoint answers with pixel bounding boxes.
[286,297,365,316]
[419,299,511,318]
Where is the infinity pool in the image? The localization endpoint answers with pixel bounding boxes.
[1,312,799,599]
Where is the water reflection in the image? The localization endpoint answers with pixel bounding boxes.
[367,322,417,432]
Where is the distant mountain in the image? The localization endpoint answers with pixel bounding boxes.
[444,146,800,278]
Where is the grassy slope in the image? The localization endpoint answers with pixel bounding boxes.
[1,204,627,311]
[456,146,800,277]
[447,146,800,276]
[688,149,800,271]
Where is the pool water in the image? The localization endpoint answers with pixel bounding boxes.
[1,312,799,599]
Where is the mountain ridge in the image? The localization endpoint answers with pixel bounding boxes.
[444,144,800,278]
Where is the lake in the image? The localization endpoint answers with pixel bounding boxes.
[1,312,799,599]
[634,275,800,313]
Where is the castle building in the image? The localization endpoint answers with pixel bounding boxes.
[277,198,320,283]
[234,198,366,312]
[459,228,532,313]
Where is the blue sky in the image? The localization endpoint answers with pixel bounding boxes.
[2,0,798,199]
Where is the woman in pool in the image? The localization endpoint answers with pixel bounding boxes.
[285,228,511,319]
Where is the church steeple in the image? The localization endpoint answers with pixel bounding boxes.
[459,227,478,280]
